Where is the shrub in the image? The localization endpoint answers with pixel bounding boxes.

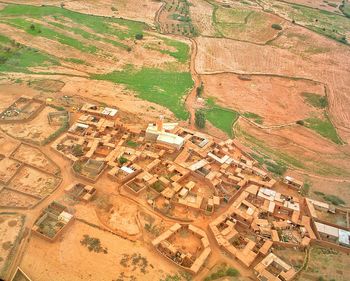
[195,110,206,129]
[118,156,128,165]
[271,23,283,30]
[135,33,143,40]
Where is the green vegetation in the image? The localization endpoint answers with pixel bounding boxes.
[300,181,311,196]
[204,98,239,137]
[72,144,84,157]
[303,113,343,144]
[314,191,345,205]
[271,23,283,30]
[302,92,328,109]
[64,58,87,65]
[93,67,192,120]
[80,235,108,254]
[118,156,128,165]
[126,140,139,148]
[3,18,98,53]
[243,112,264,124]
[270,2,350,44]
[195,110,206,129]
[204,264,239,281]
[0,35,58,73]
[196,82,204,97]
[145,37,190,63]
[265,160,287,176]
[0,4,146,40]
[340,0,350,17]
[151,181,164,193]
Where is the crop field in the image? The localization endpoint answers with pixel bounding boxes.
[260,0,350,44]
[213,5,285,44]
[0,4,193,120]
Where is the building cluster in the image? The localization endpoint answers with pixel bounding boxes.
[152,223,211,274]
[46,103,350,279]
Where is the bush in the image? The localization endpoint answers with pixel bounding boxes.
[271,23,283,30]
[296,120,305,125]
[118,156,128,165]
[135,33,143,40]
[195,110,206,129]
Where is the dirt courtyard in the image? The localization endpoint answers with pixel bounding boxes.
[20,221,180,281]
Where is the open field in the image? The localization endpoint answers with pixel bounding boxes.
[299,246,350,280]
[0,213,25,279]
[260,0,350,44]
[11,144,60,175]
[234,118,350,178]
[201,73,325,125]
[284,0,343,13]
[213,5,285,44]
[20,221,182,281]
[8,166,60,198]
[0,158,21,184]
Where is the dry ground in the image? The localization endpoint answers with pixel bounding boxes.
[11,144,60,175]
[0,213,24,279]
[0,106,62,144]
[20,221,181,281]
[234,118,350,177]
[201,73,325,125]
[284,0,343,13]
[299,246,350,281]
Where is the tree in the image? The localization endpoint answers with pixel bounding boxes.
[271,23,283,30]
[30,24,35,30]
[196,82,204,97]
[195,110,206,129]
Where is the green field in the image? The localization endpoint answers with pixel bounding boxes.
[0,4,146,40]
[242,112,264,124]
[269,1,350,44]
[303,114,343,144]
[0,34,58,73]
[302,92,328,108]
[204,99,239,137]
[93,67,193,120]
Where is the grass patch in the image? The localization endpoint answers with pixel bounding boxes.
[243,112,264,124]
[303,113,343,144]
[204,263,239,281]
[3,18,97,53]
[302,92,328,108]
[93,67,192,120]
[0,4,146,40]
[64,57,87,65]
[204,98,239,137]
[126,140,139,148]
[0,35,58,73]
[340,1,350,17]
[314,191,345,205]
[271,2,350,44]
[145,37,190,63]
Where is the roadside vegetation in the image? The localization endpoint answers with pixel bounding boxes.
[314,191,346,205]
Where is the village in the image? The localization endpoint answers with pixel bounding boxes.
[0,96,350,281]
